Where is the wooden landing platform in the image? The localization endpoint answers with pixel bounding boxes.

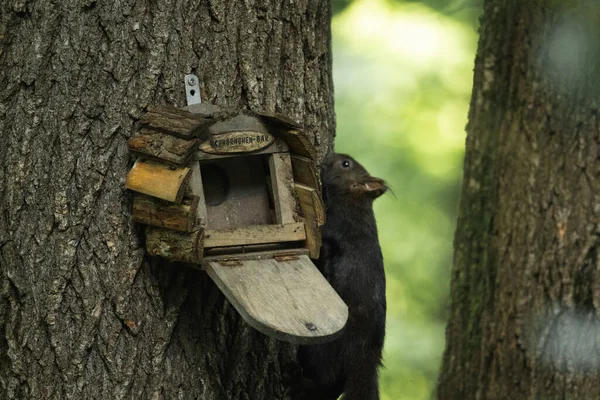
[204,251,348,344]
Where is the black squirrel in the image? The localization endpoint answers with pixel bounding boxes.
[296,153,387,400]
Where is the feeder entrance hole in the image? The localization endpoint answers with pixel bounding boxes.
[200,155,276,230]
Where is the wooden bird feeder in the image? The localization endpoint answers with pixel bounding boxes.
[125,94,348,344]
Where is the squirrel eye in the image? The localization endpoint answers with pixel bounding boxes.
[341,159,351,168]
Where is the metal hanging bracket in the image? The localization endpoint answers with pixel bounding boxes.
[185,74,201,106]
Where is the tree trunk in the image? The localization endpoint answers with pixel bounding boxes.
[438,1,600,399]
[0,1,334,399]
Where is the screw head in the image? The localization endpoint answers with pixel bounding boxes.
[187,77,197,86]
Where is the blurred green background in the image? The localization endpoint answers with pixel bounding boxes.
[331,0,480,398]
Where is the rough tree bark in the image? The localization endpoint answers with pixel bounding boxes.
[0,1,334,399]
[439,1,600,399]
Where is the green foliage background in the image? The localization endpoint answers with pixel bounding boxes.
[331,0,480,398]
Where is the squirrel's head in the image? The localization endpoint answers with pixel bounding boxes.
[320,153,387,202]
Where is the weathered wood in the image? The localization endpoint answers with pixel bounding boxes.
[127,128,200,165]
[186,162,208,227]
[257,111,303,130]
[125,159,191,203]
[205,248,309,261]
[269,153,298,224]
[204,223,306,248]
[133,194,199,232]
[204,254,348,344]
[204,246,246,257]
[208,113,269,135]
[205,243,299,257]
[295,184,325,226]
[291,155,321,191]
[294,183,325,258]
[140,105,218,139]
[145,226,204,264]
[199,131,276,154]
[241,243,297,254]
[193,139,289,160]
[271,129,317,160]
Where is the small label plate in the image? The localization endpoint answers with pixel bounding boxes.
[199,131,276,154]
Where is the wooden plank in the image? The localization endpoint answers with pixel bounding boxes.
[208,113,269,135]
[127,128,199,165]
[140,105,219,139]
[295,183,325,258]
[241,243,298,254]
[271,129,317,160]
[133,194,199,232]
[204,254,348,344]
[205,248,309,262]
[269,153,297,224]
[192,138,289,161]
[187,162,207,227]
[257,111,303,130]
[125,159,191,203]
[146,227,204,264]
[295,183,325,226]
[205,244,300,257]
[204,246,245,257]
[290,155,321,191]
[204,223,306,248]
